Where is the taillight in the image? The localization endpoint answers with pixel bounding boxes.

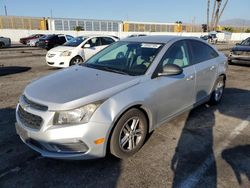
[45,40,49,43]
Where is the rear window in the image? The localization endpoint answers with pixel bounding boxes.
[189,40,219,64]
[43,35,55,39]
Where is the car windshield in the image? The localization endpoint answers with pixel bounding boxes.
[63,37,86,47]
[82,41,163,76]
[241,38,250,46]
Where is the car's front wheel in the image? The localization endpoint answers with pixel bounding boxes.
[209,76,225,105]
[70,56,83,66]
[110,108,148,159]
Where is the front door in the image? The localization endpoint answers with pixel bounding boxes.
[149,40,196,124]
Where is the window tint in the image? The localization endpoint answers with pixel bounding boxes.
[189,40,219,64]
[159,40,190,69]
[86,37,102,47]
[101,37,115,45]
[58,36,66,43]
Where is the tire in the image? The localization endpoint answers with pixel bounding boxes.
[209,76,225,105]
[70,56,83,66]
[0,42,4,49]
[110,108,148,159]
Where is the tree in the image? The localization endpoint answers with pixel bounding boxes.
[245,28,250,33]
[223,26,234,32]
[74,26,84,31]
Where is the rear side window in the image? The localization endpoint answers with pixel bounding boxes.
[101,37,115,45]
[189,40,219,64]
[58,36,66,43]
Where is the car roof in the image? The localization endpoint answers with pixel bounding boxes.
[122,35,198,44]
[78,35,116,38]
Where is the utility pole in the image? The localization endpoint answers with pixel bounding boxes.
[50,9,53,18]
[4,5,7,16]
[210,0,229,31]
[207,0,211,32]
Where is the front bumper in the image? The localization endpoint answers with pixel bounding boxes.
[46,55,71,68]
[228,54,250,64]
[15,104,111,160]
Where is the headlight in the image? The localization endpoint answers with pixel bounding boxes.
[60,51,72,56]
[54,103,100,125]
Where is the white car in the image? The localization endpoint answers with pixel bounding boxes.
[46,36,118,67]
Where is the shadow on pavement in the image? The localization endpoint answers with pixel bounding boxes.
[0,107,122,188]
[222,145,250,185]
[0,66,31,77]
[171,88,250,188]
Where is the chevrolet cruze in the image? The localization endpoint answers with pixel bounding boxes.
[16,36,227,159]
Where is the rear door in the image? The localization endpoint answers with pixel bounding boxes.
[188,40,219,102]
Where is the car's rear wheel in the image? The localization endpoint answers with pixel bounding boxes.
[110,108,148,159]
[209,76,225,105]
[70,56,83,66]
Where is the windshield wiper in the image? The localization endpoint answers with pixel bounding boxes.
[83,64,129,75]
[98,66,129,75]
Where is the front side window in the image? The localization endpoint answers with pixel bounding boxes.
[101,37,115,45]
[189,40,219,64]
[83,42,163,76]
[85,37,102,47]
[159,40,190,70]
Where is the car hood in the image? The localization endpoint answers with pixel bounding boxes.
[24,66,140,111]
[232,45,250,51]
[49,46,75,53]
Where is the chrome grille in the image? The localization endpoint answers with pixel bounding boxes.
[17,106,43,130]
[22,95,48,111]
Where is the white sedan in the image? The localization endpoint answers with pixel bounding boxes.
[46,36,118,68]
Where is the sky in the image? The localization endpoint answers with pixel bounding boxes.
[0,0,249,24]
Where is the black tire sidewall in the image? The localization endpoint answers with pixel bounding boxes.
[70,56,83,66]
[110,108,148,159]
[209,76,225,105]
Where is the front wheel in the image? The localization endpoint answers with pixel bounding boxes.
[209,76,225,105]
[70,56,83,66]
[110,108,148,159]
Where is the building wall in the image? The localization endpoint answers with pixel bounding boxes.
[0,16,46,30]
[47,18,123,32]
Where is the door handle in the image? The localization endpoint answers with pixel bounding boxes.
[210,66,216,71]
[186,75,195,81]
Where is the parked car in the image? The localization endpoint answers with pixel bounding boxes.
[15,36,227,160]
[128,34,147,38]
[0,36,11,48]
[228,37,250,65]
[27,35,47,47]
[20,34,44,45]
[46,35,118,67]
[37,34,74,50]
[200,34,218,44]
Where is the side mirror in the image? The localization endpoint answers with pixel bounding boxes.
[158,64,183,77]
[83,43,91,48]
[235,43,240,45]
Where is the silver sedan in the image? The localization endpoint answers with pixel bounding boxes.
[16,36,227,159]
